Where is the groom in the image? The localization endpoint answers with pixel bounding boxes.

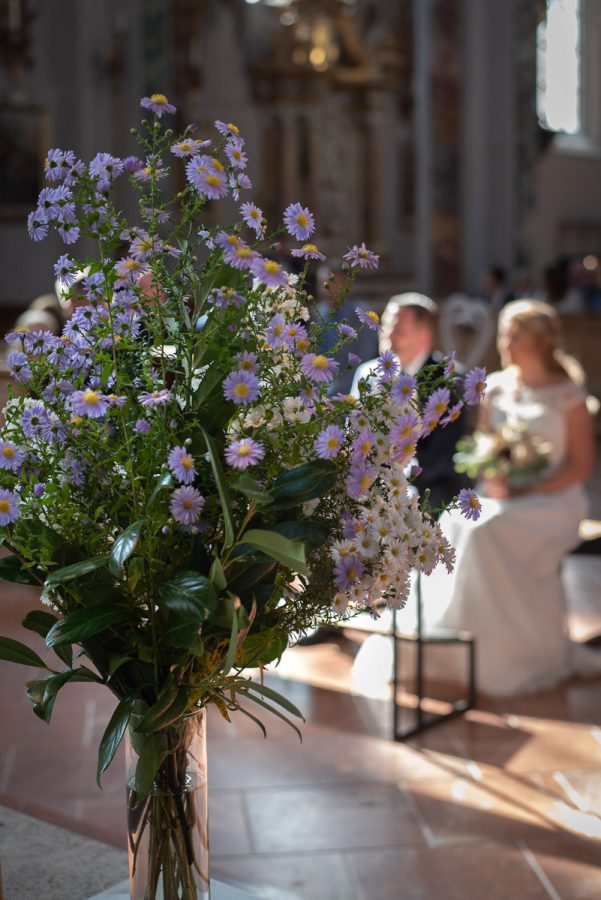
[351,291,470,510]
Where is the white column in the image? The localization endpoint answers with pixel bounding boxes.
[414,0,432,295]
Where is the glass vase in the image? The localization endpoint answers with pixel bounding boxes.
[125,706,210,900]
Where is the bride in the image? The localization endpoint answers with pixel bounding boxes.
[413,298,599,696]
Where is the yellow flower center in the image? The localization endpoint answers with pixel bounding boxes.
[234,383,249,398]
[326,438,340,451]
[151,93,169,104]
[296,339,309,352]
[206,174,222,187]
[400,425,413,438]
[182,499,193,510]
[237,444,251,456]
[179,142,192,152]
[0,500,10,514]
[2,447,14,459]
[366,311,379,324]
[227,123,239,135]
[182,457,194,469]
[211,159,225,172]
[312,355,328,370]
[302,244,318,252]
[347,566,358,581]
[264,261,281,275]
[125,259,140,270]
[236,247,253,259]
[83,391,100,405]
[250,208,260,220]
[434,401,448,415]
[295,213,309,228]
[71,416,83,426]
[273,324,283,337]
[359,474,372,492]
[470,496,481,510]
[227,234,240,246]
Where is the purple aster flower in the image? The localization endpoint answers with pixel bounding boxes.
[63,155,85,186]
[265,314,288,350]
[300,353,339,384]
[57,221,80,244]
[134,419,151,434]
[351,429,375,461]
[71,389,108,419]
[215,120,241,137]
[171,138,211,158]
[377,350,400,382]
[0,489,20,526]
[346,462,376,500]
[236,351,259,373]
[347,353,362,368]
[27,210,48,241]
[21,402,49,438]
[210,287,245,308]
[285,323,308,346]
[250,256,288,289]
[342,512,362,540]
[441,402,464,427]
[123,155,143,173]
[134,160,168,183]
[458,488,482,521]
[186,156,229,199]
[338,323,358,340]
[290,243,326,262]
[240,202,264,235]
[170,485,205,524]
[463,367,487,406]
[44,149,67,182]
[355,307,381,332]
[0,441,24,473]
[23,330,58,356]
[89,152,124,190]
[7,351,32,383]
[225,437,265,470]
[444,352,457,378]
[141,93,176,117]
[343,242,379,270]
[130,231,162,262]
[235,173,252,192]
[315,425,345,460]
[283,202,315,241]
[138,389,172,408]
[168,446,197,485]
[33,483,46,498]
[423,387,451,422]
[333,555,365,591]
[223,370,260,406]
[225,137,247,170]
[53,254,76,287]
[391,374,417,404]
[223,243,259,271]
[215,230,242,251]
[64,456,87,486]
[40,414,66,445]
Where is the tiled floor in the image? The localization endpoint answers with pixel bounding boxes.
[1,570,601,900]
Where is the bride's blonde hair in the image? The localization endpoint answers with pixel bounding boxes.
[498,299,584,384]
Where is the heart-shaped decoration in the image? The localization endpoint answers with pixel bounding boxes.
[438,293,496,368]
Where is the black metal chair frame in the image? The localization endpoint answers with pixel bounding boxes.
[391,572,476,740]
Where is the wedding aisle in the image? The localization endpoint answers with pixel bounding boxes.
[1,576,601,899]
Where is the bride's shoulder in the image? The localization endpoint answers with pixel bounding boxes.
[485,367,517,396]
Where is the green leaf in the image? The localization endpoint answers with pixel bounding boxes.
[45,556,109,587]
[0,636,49,669]
[26,671,72,722]
[22,611,72,668]
[158,572,217,618]
[134,732,168,801]
[97,695,135,786]
[234,629,288,668]
[267,520,328,550]
[194,361,227,408]
[264,459,338,510]
[231,474,272,504]
[238,529,308,575]
[22,610,58,638]
[239,691,303,741]
[127,557,145,592]
[200,427,235,548]
[244,680,305,721]
[146,472,173,511]
[68,666,103,683]
[135,682,189,733]
[46,605,131,648]
[209,556,227,591]
[108,654,133,680]
[109,520,144,578]
[221,595,240,676]
[0,555,39,585]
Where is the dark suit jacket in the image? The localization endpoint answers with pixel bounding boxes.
[413,352,472,510]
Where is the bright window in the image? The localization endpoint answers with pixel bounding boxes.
[537,0,581,134]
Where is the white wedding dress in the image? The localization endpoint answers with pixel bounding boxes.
[353,368,601,698]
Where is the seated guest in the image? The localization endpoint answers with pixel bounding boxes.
[418,299,601,695]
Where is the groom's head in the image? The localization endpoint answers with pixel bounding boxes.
[381,292,437,367]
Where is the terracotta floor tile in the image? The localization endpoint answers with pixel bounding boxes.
[524,838,601,899]
[349,842,550,900]
[212,851,359,900]
[243,782,424,853]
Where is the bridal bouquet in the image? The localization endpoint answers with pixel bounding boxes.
[0,94,483,898]
[454,420,551,489]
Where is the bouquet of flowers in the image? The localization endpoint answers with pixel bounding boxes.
[0,93,483,898]
[454,420,551,489]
